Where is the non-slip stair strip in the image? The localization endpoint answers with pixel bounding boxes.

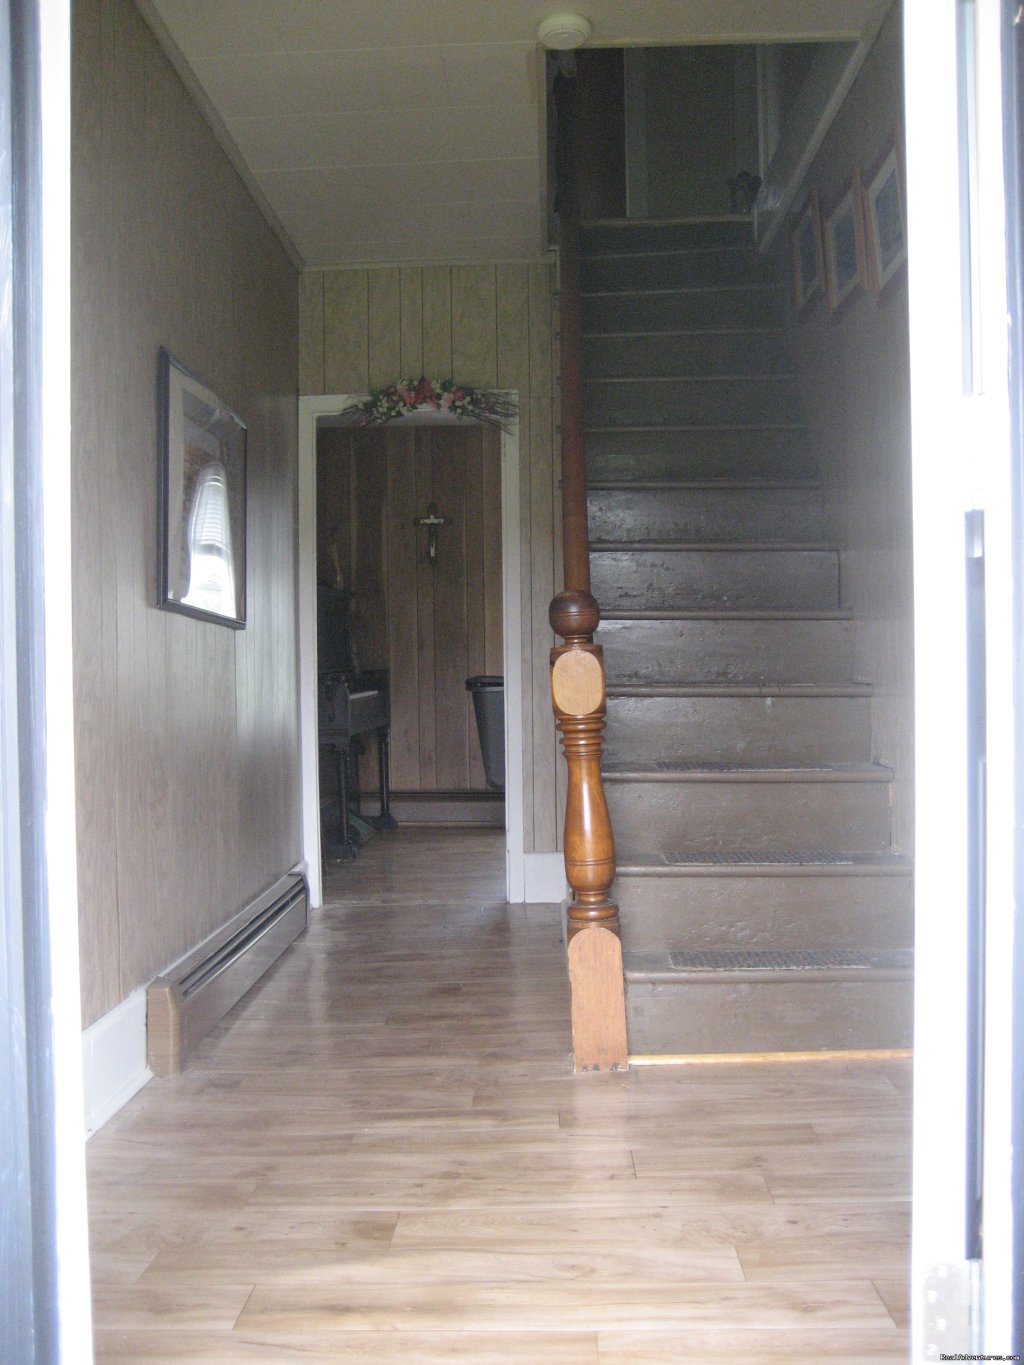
[603,763,893,781]
[606,683,873,697]
[617,849,912,872]
[666,948,914,972]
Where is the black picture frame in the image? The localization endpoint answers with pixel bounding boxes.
[157,348,247,628]
[864,129,908,298]
[791,188,825,316]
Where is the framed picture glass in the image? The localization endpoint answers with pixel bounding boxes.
[158,349,247,627]
[790,189,824,316]
[823,173,868,315]
[864,131,908,297]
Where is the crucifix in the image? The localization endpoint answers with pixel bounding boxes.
[413,501,447,565]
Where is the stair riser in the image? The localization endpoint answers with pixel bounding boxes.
[597,618,857,685]
[592,549,839,612]
[586,428,815,482]
[626,977,913,1053]
[616,872,913,952]
[582,250,774,292]
[585,376,800,428]
[589,487,824,543]
[605,778,893,854]
[583,221,754,253]
[605,694,871,766]
[583,289,782,333]
[584,330,791,378]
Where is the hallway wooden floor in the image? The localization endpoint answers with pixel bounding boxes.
[87,828,911,1362]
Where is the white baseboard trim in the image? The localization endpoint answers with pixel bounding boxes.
[524,852,567,903]
[82,988,152,1138]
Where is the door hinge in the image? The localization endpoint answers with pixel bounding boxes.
[922,1260,982,1360]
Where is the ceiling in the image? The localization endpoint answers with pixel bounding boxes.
[140,0,890,270]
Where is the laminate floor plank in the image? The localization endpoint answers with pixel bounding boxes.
[87,827,911,1362]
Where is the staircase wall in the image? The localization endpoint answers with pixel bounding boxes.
[767,3,914,855]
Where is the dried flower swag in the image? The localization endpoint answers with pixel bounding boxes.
[339,377,517,432]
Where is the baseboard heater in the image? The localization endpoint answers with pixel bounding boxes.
[146,871,308,1076]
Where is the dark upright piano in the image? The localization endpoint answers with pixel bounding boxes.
[317,586,395,860]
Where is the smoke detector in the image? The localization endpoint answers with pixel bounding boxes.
[536,14,592,50]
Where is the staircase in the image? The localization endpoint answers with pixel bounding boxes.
[580,218,914,1056]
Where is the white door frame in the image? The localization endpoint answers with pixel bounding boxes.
[905,0,1019,1354]
[297,395,526,907]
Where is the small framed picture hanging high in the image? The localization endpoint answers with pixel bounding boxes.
[790,189,824,316]
[158,348,247,628]
[823,173,869,316]
[863,130,908,298]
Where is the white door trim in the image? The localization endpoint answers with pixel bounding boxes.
[297,396,525,907]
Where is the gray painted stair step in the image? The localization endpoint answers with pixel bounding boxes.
[586,426,815,482]
[588,484,824,543]
[604,765,894,855]
[583,329,792,378]
[583,287,782,333]
[624,952,913,1054]
[582,249,774,292]
[604,691,872,766]
[582,219,753,253]
[584,375,800,428]
[597,614,857,685]
[591,545,840,611]
[614,851,913,952]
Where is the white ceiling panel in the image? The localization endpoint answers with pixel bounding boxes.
[144,0,890,267]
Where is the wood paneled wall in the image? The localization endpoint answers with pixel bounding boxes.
[300,263,563,854]
[318,425,503,793]
[72,0,301,1026]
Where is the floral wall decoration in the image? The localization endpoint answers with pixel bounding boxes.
[339,377,518,432]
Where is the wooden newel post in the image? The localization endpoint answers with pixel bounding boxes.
[550,589,629,1071]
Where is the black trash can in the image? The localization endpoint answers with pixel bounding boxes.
[465,675,505,791]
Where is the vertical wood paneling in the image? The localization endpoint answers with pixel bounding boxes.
[385,431,421,791]
[399,267,423,378]
[414,436,438,788]
[317,429,354,590]
[464,428,487,788]
[451,265,498,385]
[324,270,369,393]
[482,429,504,675]
[73,0,300,1025]
[351,431,389,672]
[421,266,452,377]
[367,268,401,389]
[298,270,325,395]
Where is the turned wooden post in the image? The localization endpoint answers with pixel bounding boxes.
[550,590,628,1071]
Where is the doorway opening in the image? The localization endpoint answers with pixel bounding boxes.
[315,418,505,847]
[297,395,525,908]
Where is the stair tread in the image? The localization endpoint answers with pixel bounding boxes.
[624,947,914,984]
[582,283,777,298]
[586,422,805,433]
[617,849,912,872]
[606,682,872,698]
[586,373,797,383]
[601,609,853,623]
[591,540,836,553]
[588,479,821,491]
[603,761,893,781]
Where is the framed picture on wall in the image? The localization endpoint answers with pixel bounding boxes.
[158,348,247,628]
[863,129,908,297]
[790,189,824,316]
[823,173,869,315]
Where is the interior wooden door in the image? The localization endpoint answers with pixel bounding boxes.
[316,421,503,796]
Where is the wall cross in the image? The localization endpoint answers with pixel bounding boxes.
[413,501,447,565]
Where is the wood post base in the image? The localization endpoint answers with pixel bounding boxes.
[567,924,629,1071]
